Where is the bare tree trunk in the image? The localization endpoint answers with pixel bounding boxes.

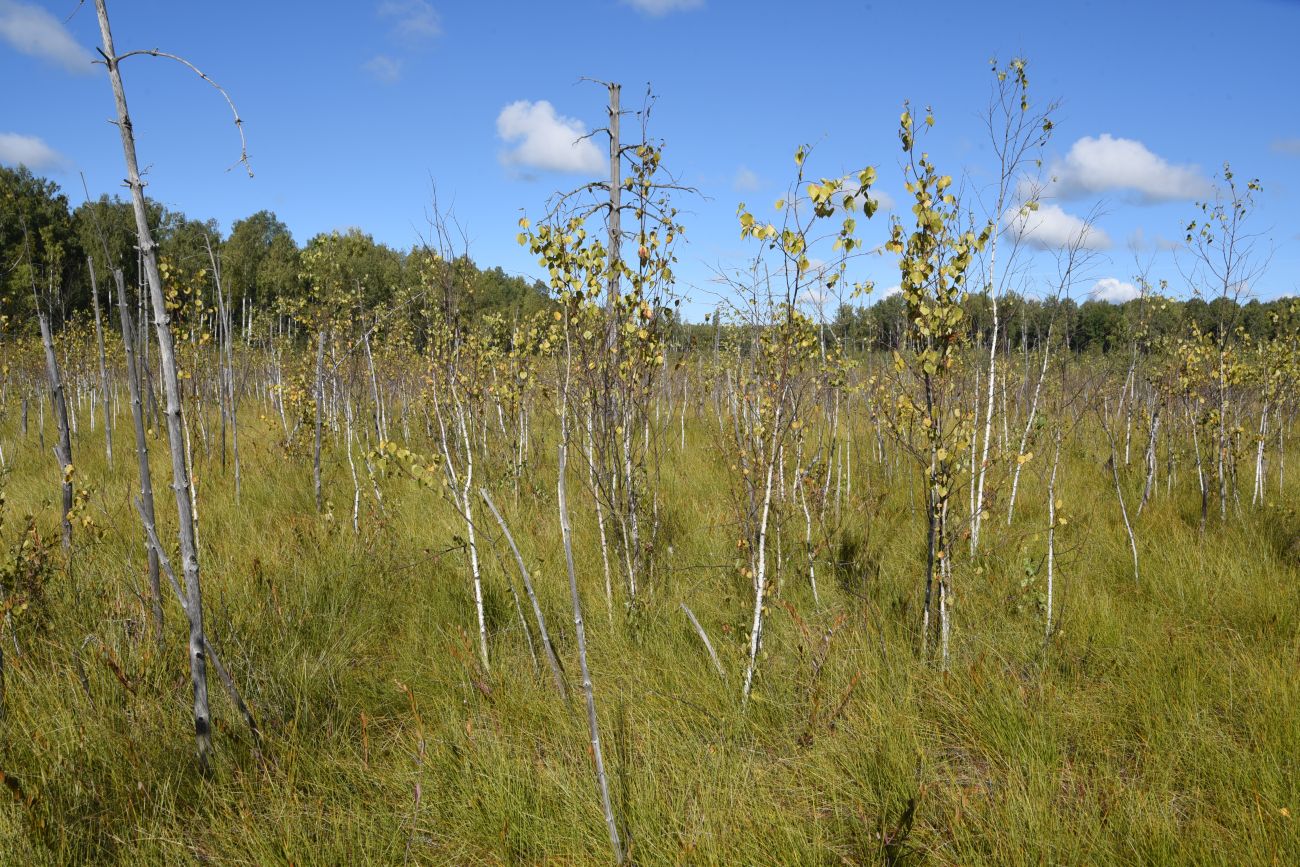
[1138,407,1160,515]
[557,347,623,865]
[314,327,327,512]
[88,257,114,469]
[742,409,780,704]
[479,487,567,701]
[1044,427,1062,643]
[454,395,489,672]
[37,311,74,552]
[1007,329,1053,525]
[1103,401,1140,585]
[137,502,262,760]
[115,270,164,644]
[205,236,240,501]
[605,82,621,329]
[94,0,212,766]
[680,602,725,678]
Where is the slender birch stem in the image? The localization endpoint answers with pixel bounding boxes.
[479,487,567,701]
[558,343,623,864]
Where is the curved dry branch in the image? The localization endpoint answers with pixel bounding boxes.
[108,47,252,176]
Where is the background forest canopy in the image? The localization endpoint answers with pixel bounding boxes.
[2,152,1292,358]
[0,164,553,339]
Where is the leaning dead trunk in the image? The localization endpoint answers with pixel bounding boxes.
[479,487,567,701]
[136,501,262,760]
[95,0,212,766]
[37,310,74,552]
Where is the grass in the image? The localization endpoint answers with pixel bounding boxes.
[0,383,1295,865]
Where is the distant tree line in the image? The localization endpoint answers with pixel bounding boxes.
[1,165,552,339]
[823,291,1297,355]
[6,164,1293,356]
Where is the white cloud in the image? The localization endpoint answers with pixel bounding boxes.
[1272,138,1300,156]
[1048,134,1211,203]
[733,166,760,193]
[879,284,901,298]
[0,132,65,169]
[1090,277,1140,303]
[622,0,703,15]
[0,0,94,74]
[496,100,604,175]
[378,0,441,39]
[362,54,402,83]
[1004,203,1111,251]
[798,287,829,308]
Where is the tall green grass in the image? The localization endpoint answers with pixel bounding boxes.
[0,401,1295,865]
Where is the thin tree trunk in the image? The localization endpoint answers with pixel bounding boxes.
[742,412,780,704]
[680,602,725,678]
[37,311,74,552]
[314,327,327,512]
[115,269,164,643]
[479,487,567,701]
[88,257,114,469]
[557,346,623,865]
[1103,401,1140,585]
[1044,427,1062,643]
[95,0,212,766]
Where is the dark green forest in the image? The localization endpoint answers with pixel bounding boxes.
[5,164,1296,355]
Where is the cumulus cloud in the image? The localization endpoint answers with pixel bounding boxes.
[1272,137,1300,156]
[496,100,604,175]
[0,0,94,74]
[733,166,760,192]
[1090,277,1140,303]
[378,0,441,39]
[879,284,901,298]
[622,0,703,15]
[1048,134,1211,203]
[0,132,65,170]
[1004,203,1111,251]
[362,54,402,83]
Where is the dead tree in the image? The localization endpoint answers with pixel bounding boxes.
[93,0,249,767]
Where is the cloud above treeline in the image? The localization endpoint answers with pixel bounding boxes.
[1047,134,1211,203]
[496,100,604,175]
[0,0,94,74]
[0,132,65,170]
[1004,203,1111,251]
[1090,277,1140,303]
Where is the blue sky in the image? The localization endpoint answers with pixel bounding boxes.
[3,0,1299,319]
